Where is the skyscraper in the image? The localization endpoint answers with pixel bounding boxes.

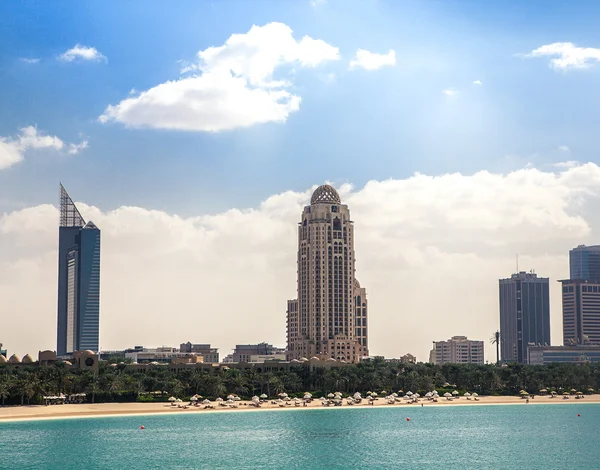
[569,245,600,281]
[499,271,550,363]
[560,280,600,345]
[286,185,368,363]
[56,184,101,356]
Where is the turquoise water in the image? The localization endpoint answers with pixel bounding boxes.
[0,404,598,469]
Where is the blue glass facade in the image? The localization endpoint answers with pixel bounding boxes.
[570,245,600,281]
[499,272,550,364]
[57,186,101,355]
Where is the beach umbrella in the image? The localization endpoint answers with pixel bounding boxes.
[444,392,452,397]
[202,399,211,405]
[403,395,411,400]
[414,393,420,398]
[327,393,335,398]
[452,391,459,396]
[381,391,387,395]
[260,393,268,399]
[353,392,361,399]
[216,397,224,402]
[472,393,478,397]
[519,390,528,395]
[563,391,569,395]
[176,398,183,403]
[392,393,398,398]
[406,391,413,396]
[304,393,312,400]
[190,396,198,402]
[227,394,236,400]
[372,392,378,397]
[168,396,176,402]
[464,392,471,397]
[397,390,404,394]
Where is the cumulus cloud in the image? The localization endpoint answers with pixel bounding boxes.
[558,145,570,152]
[59,44,106,62]
[99,23,339,132]
[349,49,396,71]
[472,79,483,85]
[553,160,580,169]
[3,165,600,361]
[525,42,600,70]
[0,126,87,170]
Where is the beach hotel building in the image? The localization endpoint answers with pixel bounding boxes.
[179,343,220,363]
[286,185,368,363]
[56,184,101,356]
[430,336,484,365]
[499,272,550,364]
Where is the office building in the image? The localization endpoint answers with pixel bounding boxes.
[287,185,368,363]
[569,245,600,281]
[499,272,550,363]
[560,280,600,345]
[179,342,219,363]
[528,345,600,365]
[430,336,484,365]
[232,343,284,363]
[56,184,101,356]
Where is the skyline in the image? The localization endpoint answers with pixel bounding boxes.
[3,0,600,361]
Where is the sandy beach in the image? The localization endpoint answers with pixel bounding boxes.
[0,394,598,422]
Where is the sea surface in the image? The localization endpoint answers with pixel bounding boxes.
[0,404,598,469]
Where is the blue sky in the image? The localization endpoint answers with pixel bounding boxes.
[5,1,600,358]
[2,0,600,215]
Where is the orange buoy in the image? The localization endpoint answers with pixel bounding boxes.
[577,414,580,417]
[406,417,410,421]
[140,425,145,429]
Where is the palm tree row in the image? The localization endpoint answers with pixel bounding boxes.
[1,360,599,406]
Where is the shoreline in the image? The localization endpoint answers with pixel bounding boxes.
[1,395,599,423]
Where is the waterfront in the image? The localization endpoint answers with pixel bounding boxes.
[0,404,598,469]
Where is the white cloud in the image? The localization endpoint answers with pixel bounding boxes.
[558,145,570,152]
[0,126,87,170]
[67,140,89,155]
[443,88,458,96]
[472,79,483,85]
[59,44,107,62]
[19,58,40,64]
[310,0,326,7]
[349,49,396,71]
[553,160,580,168]
[3,165,600,361]
[100,23,339,132]
[525,42,600,70]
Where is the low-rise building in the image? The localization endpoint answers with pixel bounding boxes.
[431,336,484,365]
[232,343,285,363]
[124,346,203,364]
[528,345,600,365]
[249,354,287,363]
[179,342,219,363]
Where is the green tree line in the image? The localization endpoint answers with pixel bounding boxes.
[1,360,599,406]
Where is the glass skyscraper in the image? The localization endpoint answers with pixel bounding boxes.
[570,245,600,281]
[499,272,550,363]
[57,184,101,356]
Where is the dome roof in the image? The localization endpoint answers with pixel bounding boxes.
[8,354,21,364]
[354,279,361,289]
[311,185,341,205]
[62,361,72,366]
[0,355,6,364]
[22,354,34,363]
[82,350,95,356]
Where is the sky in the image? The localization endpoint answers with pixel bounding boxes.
[2,0,600,362]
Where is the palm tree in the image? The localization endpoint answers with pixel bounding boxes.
[490,330,501,365]
[0,379,10,406]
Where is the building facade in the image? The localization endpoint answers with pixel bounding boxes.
[499,272,550,363]
[232,343,284,363]
[286,185,368,363]
[560,280,600,346]
[57,184,101,356]
[570,245,600,281]
[528,345,600,365]
[430,336,484,365]
[179,342,219,363]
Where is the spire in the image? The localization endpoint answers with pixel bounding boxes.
[59,183,85,227]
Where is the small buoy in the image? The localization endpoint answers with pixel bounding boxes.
[406,417,410,421]
[577,414,580,417]
[140,425,145,429]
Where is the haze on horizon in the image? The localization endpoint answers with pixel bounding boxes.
[2,0,600,362]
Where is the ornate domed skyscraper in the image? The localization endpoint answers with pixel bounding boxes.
[287,185,368,363]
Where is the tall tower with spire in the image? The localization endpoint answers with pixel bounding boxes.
[286,185,368,363]
[57,184,101,355]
